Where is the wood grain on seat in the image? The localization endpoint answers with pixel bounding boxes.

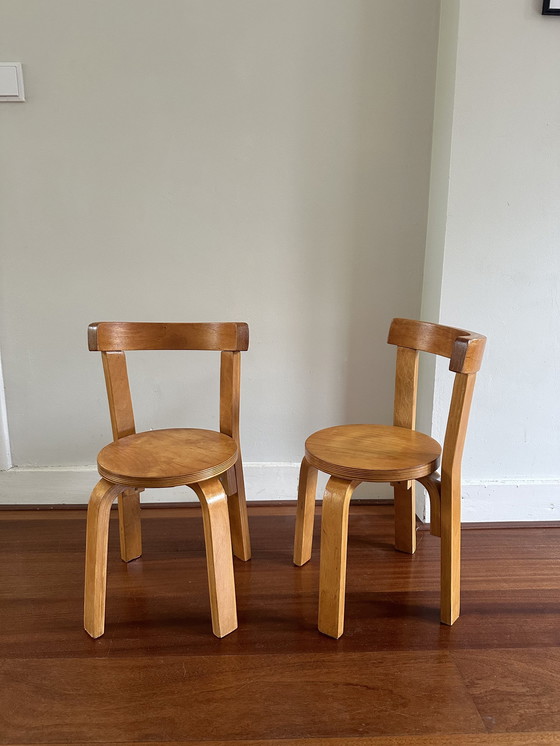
[305,424,441,482]
[84,320,251,640]
[294,317,486,637]
[97,429,238,488]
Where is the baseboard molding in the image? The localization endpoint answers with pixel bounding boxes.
[420,478,560,523]
[1,467,559,521]
[0,463,392,506]
[459,479,560,522]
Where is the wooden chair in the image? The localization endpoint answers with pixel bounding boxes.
[293,318,486,638]
[84,321,251,639]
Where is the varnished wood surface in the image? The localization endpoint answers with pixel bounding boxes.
[101,351,136,439]
[297,318,485,636]
[4,736,560,746]
[83,479,124,638]
[318,478,358,638]
[305,424,441,482]
[89,321,249,352]
[219,350,251,561]
[97,428,238,488]
[88,319,251,638]
[2,505,560,744]
[387,318,486,374]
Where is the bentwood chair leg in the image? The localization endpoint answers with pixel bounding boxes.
[318,477,358,639]
[418,474,442,538]
[293,458,318,566]
[440,476,461,625]
[84,479,122,638]
[393,480,416,554]
[222,458,251,562]
[118,489,142,562]
[191,478,238,638]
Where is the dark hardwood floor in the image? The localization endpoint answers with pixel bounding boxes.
[1,504,560,745]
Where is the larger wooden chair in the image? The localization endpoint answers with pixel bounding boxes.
[293,318,486,638]
[84,322,251,639]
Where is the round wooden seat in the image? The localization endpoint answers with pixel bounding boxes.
[97,428,238,488]
[305,424,441,482]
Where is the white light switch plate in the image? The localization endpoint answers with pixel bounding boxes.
[0,63,25,101]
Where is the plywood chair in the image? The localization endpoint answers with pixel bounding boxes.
[84,322,251,639]
[293,318,486,638]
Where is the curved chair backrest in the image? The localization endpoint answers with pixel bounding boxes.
[387,318,485,374]
[88,322,249,443]
[387,318,486,478]
[89,321,249,352]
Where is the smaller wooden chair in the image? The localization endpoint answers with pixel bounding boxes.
[84,322,251,639]
[293,318,486,638]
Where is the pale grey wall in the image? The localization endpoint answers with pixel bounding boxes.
[0,1,439,469]
[417,0,460,435]
[425,0,560,520]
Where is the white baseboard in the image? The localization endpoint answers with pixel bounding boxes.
[0,463,392,506]
[459,479,560,522]
[419,479,560,523]
[1,466,559,522]
[0,463,293,505]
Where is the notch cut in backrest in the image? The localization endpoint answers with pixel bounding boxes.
[89,322,249,352]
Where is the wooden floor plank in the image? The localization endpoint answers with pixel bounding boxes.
[1,512,560,659]
[1,506,560,743]
[0,651,484,743]
[4,735,560,746]
[453,648,560,734]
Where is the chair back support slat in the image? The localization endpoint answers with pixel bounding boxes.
[220,351,241,443]
[101,352,136,440]
[91,321,247,443]
[393,347,419,429]
[89,322,249,352]
[388,317,485,484]
[388,318,486,374]
[441,373,476,479]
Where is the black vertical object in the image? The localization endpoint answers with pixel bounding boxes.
[543,1,560,15]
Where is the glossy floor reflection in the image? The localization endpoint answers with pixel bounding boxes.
[1,504,560,745]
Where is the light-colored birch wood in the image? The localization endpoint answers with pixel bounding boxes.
[117,489,142,562]
[220,350,250,560]
[293,458,319,566]
[101,351,135,440]
[230,457,250,560]
[87,348,142,633]
[440,373,476,625]
[87,320,250,637]
[296,318,485,636]
[220,459,251,561]
[305,424,440,482]
[190,478,238,638]
[393,346,419,553]
[393,480,416,554]
[84,479,123,638]
[97,428,238,488]
[89,321,249,352]
[101,351,141,557]
[418,473,442,537]
[393,347,419,429]
[388,318,486,373]
[318,477,360,639]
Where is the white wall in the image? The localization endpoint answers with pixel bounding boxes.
[426,0,560,520]
[0,1,439,502]
[417,0,460,442]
